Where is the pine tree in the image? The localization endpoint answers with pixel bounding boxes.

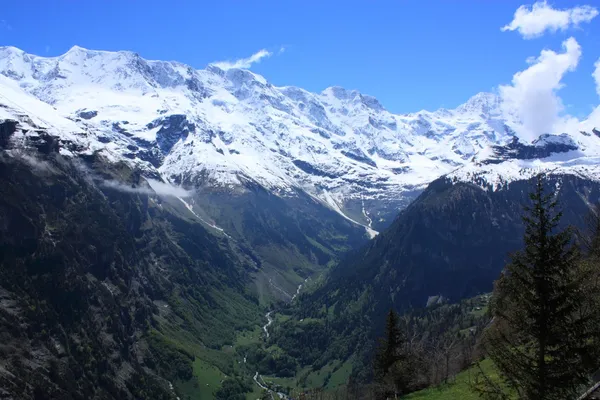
[480,174,600,399]
[374,309,414,397]
[375,309,401,376]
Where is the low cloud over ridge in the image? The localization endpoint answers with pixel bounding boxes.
[102,179,192,198]
[499,37,581,142]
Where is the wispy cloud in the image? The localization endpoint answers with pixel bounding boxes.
[0,20,12,31]
[102,179,193,198]
[147,179,193,197]
[7,150,56,174]
[212,46,285,70]
[45,45,51,54]
[499,37,581,142]
[502,1,598,39]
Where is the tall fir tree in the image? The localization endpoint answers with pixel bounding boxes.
[480,174,600,399]
[374,309,414,397]
[375,309,402,376]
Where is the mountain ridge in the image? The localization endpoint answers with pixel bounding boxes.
[1,45,600,232]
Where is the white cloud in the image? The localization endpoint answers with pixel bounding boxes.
[499,37,581,142]
[502,1,598,39]
[147,179,193,197]
[102,179,192,197]
[45,45,51,54]
[212,49,273,70]
[593,58,600,97]
[7,150,56,174]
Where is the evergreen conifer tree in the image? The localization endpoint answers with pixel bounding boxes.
[374,309,414,397]
[480,174,600,399]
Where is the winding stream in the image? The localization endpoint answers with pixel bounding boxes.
[253,371,269,391]
[254,311,275,399]
[262,310,274,339]
[291,278,308,301]
[255,312,286,399]
[254,280,308,398]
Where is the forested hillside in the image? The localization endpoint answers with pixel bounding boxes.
[0,134,263,398]
[258,174,600,397]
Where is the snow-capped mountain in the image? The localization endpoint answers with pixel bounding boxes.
[1,45,599,232]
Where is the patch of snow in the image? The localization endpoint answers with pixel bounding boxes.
[176,196,230,237]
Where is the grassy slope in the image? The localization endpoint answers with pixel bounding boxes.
[178,359,226,399]
[403,359,500,400]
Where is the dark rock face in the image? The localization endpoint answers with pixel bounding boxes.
[148,114,195,154]
[111,121,132,137]
[484,134,578,164]
[24,131,61,154]
[112,114,197,168]
[135,147,163,168]
[77,110,98,120]
[0,119,17,148]
[34,132,60,154]
[292,159,338,178]
[341,150,377,167]
[391,166,412,174]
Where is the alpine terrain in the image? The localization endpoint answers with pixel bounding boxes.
[1,45,600,399]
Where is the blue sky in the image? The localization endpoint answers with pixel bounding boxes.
[1,0,599,116]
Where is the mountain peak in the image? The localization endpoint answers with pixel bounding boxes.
[0,45,25,55]
[455,92,502,117]
[206,63,225,76]
[62,45,142,60]
[322,86,359,100]
[62,45,107,59]
[321,86,384,110]
[225,67,268,86]
[67,45,87,53]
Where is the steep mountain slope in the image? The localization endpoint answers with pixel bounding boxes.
[0,119,262,399]
[0,57,368,302]
[326,173,599,309]
[274,167,600,386]
[3,46,599,232]
[189,186,369,303]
